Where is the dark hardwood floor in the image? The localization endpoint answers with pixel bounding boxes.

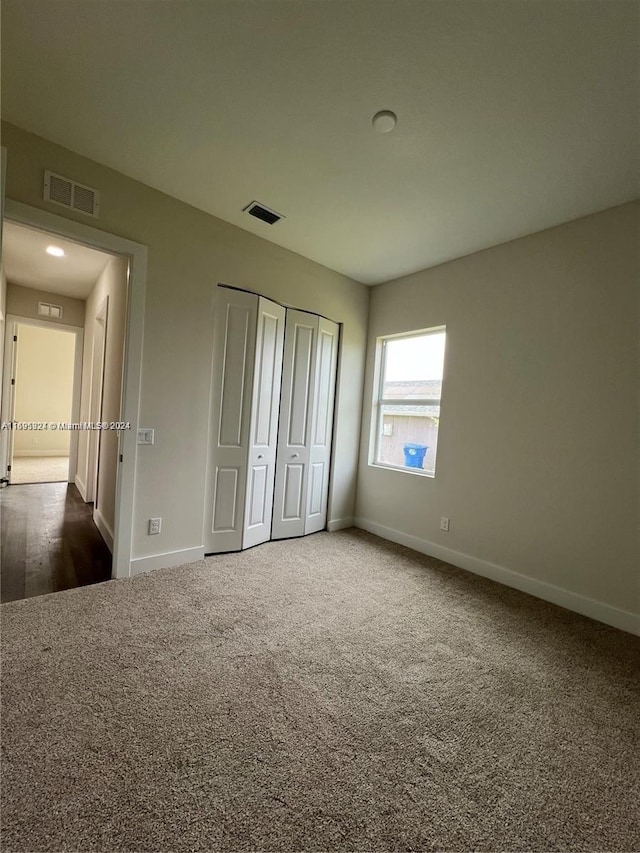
[0,482,112,603]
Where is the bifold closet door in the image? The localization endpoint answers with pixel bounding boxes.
[306,316,339,534]
[203,289,285,553]
[272,311,339,539]
[243,299,286,548]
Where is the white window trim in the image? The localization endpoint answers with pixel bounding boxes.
[370,326,445,478]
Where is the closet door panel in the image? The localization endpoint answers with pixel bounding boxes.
[288,325,313,445]
[247,463,268,526]
[213,467,240,532]
[204,290,257,553]
[219,306,252,446]
[308,462,324,516]
[272,310,316,540]
[243,298,285,549]
[283,463,305,519]
[305,318,339,534]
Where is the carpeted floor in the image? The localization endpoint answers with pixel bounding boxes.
[10,455,69,484]
[1,529,639,852]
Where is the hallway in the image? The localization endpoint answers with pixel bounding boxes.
[0,482,112,602]
[9,456,69,484]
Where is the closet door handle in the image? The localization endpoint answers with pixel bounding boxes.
[257,454,264,459]
[292,453,299,458]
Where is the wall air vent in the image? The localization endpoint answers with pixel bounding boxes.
[44,170,100,218]
[243,201,284,225]
[38,301,63,319]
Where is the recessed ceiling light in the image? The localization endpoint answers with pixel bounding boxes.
[372,110,397,133]
[46,245,65,257]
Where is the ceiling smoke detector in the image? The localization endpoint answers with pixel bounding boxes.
[372,110,398,133]
[243,201,284,225]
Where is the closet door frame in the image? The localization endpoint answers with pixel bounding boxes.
[204,284,340,554]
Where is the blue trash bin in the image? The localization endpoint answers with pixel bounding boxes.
[403,443,428,469]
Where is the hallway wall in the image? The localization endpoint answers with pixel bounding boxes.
[1,119,370,568]
[6,282,85,327]
[76,255,128,547]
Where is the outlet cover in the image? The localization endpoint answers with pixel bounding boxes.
[440,517,450,532]
[148,518,162,535]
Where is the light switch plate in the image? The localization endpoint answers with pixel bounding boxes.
[137,428,155,445]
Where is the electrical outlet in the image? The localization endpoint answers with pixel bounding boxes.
[148,517,162,535]
[440,516,450,532]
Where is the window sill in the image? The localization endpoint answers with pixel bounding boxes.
[369,461,435,478]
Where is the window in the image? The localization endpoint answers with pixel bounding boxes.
[371,327,446,477]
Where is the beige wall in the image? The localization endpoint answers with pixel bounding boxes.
[13,323,75,456]
[76,256,128,540]
[2,121,369,560]
[357,202,640,618]
[6,282,85,327]
[0,265,7,471]
[0,264,6,411]
[0,265,6,323]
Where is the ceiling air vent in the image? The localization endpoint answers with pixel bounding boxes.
[243,201,284,225]
[44,170,100,218]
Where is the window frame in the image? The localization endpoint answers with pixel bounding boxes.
[370,326,446,478]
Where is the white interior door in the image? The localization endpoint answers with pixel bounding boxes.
[204,288,258,553]
[243,297,285,549]
[272,310,317,539]
[305,316,339,534]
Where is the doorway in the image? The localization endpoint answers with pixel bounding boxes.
[0,222,123,602]
[3,318,83,485]
[0,199,146,585]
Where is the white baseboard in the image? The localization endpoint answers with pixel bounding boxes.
[130,546,206,577]
[327,516,354,532]
[13,450,70,458]
[75,474,87,502]
[93,508,114,553]
[354,517,640,636]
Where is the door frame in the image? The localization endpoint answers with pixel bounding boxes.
[86,296,109,504]
[2,315,83,484]
[3,199,147,579]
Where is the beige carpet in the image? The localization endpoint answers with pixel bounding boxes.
[10,455,69,484]
[1,529,638,852]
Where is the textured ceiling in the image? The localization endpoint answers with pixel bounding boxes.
[2,0,638,284]
[3,222,113,299]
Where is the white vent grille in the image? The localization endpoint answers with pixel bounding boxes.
[38,302,63,319]
[44,170,100,217]
[48,173,72,207]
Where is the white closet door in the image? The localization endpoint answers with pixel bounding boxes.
[272,310,317,539]
[243,298,285,549]
[203,289,258,553]
[305,316,339,534]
